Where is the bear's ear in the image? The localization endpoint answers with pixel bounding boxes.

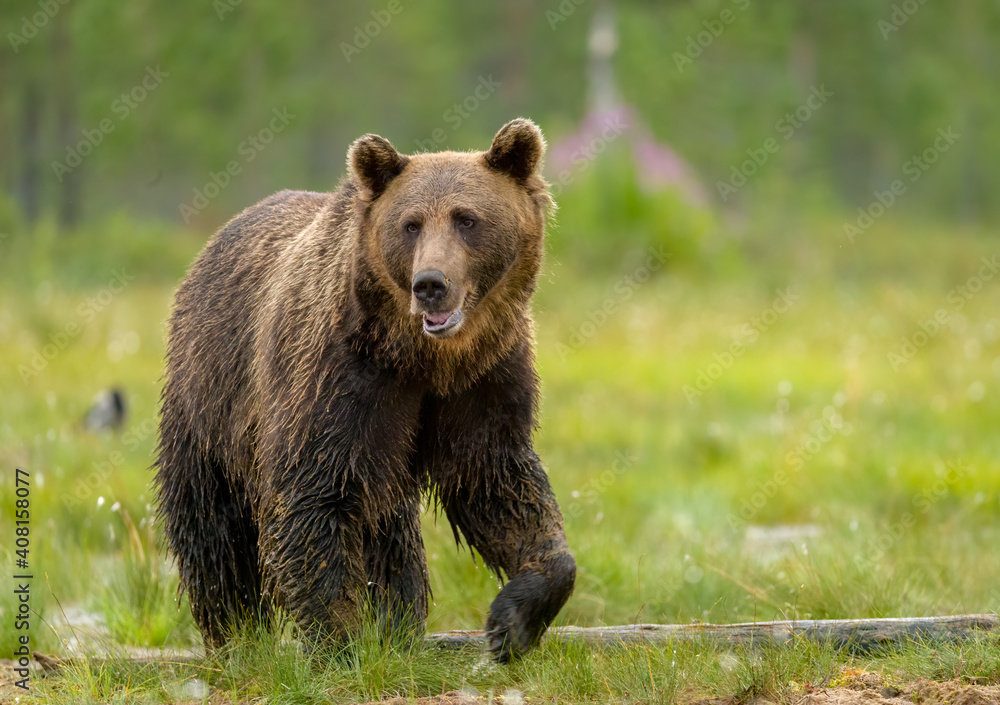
[484,118,545,181]
[348,134,410,197]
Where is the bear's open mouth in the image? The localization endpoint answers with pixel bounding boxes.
[422,308,464,338]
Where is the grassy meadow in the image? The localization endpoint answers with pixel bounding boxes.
[2,202,1000,703]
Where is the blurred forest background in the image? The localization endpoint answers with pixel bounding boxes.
[1,0,997,235]
[4,0,1000,688]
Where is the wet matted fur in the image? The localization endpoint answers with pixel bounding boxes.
[155,119,576,662]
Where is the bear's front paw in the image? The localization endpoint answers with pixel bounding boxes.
[486,593,533,663]
[484,554,576,663]
[485,586,538,663]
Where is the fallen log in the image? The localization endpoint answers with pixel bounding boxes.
[29,613,1000,672]
[429,613,1000,652]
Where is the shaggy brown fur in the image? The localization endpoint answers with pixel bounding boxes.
[155,119,575,662]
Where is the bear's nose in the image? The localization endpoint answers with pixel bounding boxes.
[412,270,450,304]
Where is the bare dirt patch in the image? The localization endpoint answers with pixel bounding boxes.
[0,659,33,705]
[362,691,525,705]
[796,674,1000,705]
[357,679,1000,705]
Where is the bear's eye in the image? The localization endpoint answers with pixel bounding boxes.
[405,222,420,234]
[459,217,475,229]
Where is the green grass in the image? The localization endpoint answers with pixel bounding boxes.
[26,623,1000,704]
[3,204,1000,702]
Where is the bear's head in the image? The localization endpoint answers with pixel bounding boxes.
[348,119,552,345]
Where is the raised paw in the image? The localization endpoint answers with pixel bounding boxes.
[484,553,576,663]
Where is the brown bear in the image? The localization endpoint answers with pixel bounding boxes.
[155,119,575,661]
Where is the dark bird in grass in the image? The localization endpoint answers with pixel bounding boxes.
[83,387,127,432]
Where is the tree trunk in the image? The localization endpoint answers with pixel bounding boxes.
[19,79,42,224]
[53,3,80,228]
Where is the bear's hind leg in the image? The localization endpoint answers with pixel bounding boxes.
[363,497,430,637]
[155,422,267,648]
